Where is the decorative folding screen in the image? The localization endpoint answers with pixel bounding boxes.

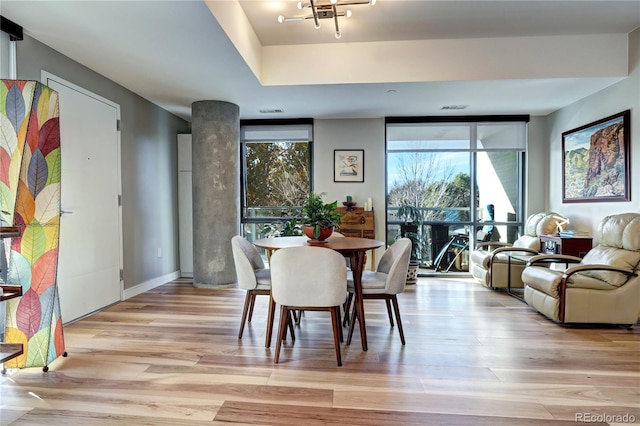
[1,80,65,369]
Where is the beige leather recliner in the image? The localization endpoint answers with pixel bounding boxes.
[522,212,640,325]
[470,212,563,289]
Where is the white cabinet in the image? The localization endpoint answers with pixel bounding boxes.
[177,134,193,277]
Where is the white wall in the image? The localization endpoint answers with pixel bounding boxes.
[544,28,640,240]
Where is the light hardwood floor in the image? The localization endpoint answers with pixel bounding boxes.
[1,277,639,425]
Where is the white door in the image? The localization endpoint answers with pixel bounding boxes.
[42,72,123,323]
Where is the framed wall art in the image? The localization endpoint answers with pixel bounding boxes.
[334,149,364,182]
[562,110,630,203]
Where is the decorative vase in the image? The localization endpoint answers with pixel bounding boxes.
[406,259,419,285]
[303,226,334,243]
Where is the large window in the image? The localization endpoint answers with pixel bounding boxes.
[240,121,313,241]
[386,117,528,274]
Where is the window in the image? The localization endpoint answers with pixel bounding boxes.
[240,121,313,241]
[386,117,528,274]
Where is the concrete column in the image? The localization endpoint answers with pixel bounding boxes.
[191,101,239,287]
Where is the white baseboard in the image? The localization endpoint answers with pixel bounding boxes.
[123,270,180,300]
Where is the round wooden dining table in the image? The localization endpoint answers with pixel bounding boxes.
[253,235,384,352]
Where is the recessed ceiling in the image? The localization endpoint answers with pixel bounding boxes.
[240,0,640,45]
[2,0,639,121]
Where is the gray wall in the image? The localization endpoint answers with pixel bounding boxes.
[526,116,550,216]
[313,118,386,227]
[543,27,639,240]
[15,35,190,290]
[313,118,386,262]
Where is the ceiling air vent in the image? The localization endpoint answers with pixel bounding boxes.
[441,105,468,110]
[259,108,284,114]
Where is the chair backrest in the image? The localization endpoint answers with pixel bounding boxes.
[580,213,640,286]
[595,212,640,251]
[377,238,412,294]
[231,235,265,290]
[270,246,347,307]
[514,212,565,250]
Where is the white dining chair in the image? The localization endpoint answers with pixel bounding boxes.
[346,238,412,345]
[231,235,273,341]
[270,246,348,366]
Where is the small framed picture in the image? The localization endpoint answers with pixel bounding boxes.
[334,150,364,182]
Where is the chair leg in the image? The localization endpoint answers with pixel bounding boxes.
[330,306,343,366]
[287,310,296,342]
[343,293,353,327]
[391,295,405,345]
[337,308,343,343]
[265,294,276,348]
[274,306,289,364]
[238,291,252,339]
[385,298,394,327]
[247,292,257,322]
[346,298,358,345]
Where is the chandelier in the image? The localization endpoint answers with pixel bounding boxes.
[277,0,377,39]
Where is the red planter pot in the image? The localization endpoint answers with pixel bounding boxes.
[302,226,334,242]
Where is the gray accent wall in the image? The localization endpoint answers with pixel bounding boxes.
[15,35,190,291]
[526,116,549,216]
[314,118,386,261]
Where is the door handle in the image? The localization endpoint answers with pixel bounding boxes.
[60,210,74,215]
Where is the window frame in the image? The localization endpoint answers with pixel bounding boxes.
[239,119,314,228]
[385,115,529,272]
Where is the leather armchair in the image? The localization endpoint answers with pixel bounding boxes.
[470,212,563,289]
[522,213,640,325]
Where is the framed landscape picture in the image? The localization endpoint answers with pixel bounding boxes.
[334,149,364,182]
[562,110,630,203]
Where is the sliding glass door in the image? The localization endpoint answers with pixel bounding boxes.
[386,118,527,274]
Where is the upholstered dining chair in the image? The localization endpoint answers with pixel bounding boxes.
[346,238,412,345]
[270,246,348,366]
[231,235,273,340]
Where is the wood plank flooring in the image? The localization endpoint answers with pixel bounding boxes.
[1,277,638,425]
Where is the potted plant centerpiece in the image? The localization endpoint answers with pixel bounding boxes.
[301,192,343,243]
[397,204,424,284]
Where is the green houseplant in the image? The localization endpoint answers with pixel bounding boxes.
[301,192,343,241]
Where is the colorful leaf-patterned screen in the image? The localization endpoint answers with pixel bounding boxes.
[1,80,65,369]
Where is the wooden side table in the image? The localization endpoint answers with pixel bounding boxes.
[539,235,593,257]
[337,207,376,270]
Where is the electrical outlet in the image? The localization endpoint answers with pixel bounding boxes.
[157,247,162,258]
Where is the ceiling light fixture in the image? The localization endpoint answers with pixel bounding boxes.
[277,0,376,39]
